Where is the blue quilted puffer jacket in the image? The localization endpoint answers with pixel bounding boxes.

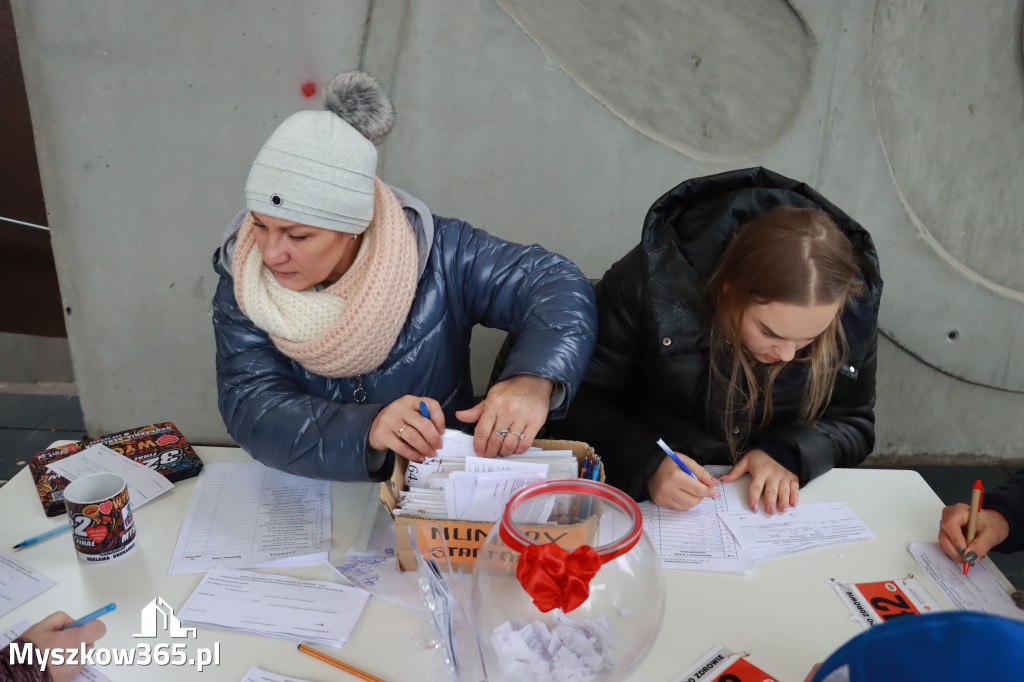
[211,191,597,482]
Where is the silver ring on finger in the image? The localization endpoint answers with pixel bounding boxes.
[396,424,407,438]
[508,430,525,439]
[495,429,510,437]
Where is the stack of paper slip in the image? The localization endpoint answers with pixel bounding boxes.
[394,430,579,522]
[178,566,370,647]
[717,501,875,561]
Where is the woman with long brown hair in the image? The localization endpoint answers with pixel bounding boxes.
[549,167,882,514]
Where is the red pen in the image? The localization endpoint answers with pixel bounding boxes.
[964,479,984,576]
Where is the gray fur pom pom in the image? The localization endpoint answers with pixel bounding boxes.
[323,71,396,146]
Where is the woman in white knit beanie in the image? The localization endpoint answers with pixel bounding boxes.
[211,70,597,481]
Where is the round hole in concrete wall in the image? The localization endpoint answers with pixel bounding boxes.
[947,330,959,342]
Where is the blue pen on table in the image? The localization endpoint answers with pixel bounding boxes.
[12,524,71,551]
[589,458,601,481]
[655,438,700,481]
[62,603,116,630]
[419,400,431,419]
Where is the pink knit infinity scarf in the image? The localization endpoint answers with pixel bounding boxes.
[233,178,419,377]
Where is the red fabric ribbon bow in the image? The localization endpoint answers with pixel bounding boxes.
[516,543,602,613]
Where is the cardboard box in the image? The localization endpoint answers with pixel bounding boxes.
[379,439,601,572]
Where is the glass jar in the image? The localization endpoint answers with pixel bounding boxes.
[470,479,664,682]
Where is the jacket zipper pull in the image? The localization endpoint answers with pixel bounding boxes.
[354,374,367,403]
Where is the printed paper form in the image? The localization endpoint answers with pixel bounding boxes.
[46,443,174,509]
[909,542,1024,621]
[611,466,754,572]
[0,620,111,681]
[718,502,874,561]
[178,566,369,647]
[0,553,57,618]
[168,462,330,575]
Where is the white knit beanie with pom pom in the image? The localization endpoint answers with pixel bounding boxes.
[244,71,396,233]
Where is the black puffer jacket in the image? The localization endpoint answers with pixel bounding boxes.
[987,470,1024,554]
[549,168,883,502]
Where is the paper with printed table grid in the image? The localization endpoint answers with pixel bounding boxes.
[168,462,330,575]
[609,466,755,572]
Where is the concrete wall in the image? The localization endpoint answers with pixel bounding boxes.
[12,0,1024,457]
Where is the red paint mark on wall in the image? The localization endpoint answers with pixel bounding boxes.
[301,81,318,99]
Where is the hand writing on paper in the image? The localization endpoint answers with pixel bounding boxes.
[938,503,1010,566]
[22,612,107,682]
[646,452,720,511]
[456,374,552,457]
[369,396,445,463]
[720,449,799,514]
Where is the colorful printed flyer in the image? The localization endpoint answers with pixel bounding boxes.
[830,576,940,628]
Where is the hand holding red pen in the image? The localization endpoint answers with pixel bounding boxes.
[938,480,1010,571]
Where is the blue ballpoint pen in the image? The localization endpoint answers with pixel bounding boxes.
[62,603,116,630]
[656,438,700,481]
[419,400,431,419]
[12,524,71,551]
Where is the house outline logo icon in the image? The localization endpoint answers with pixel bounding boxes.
[133,597,196,639]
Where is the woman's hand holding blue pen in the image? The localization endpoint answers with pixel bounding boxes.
[369,396,445,463]
[20,612,107,682]
[647,451,720,511]
[720,449,799,514]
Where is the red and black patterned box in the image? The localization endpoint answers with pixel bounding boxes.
[29,422,204,517]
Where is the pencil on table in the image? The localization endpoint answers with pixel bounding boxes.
[297,644,388,682]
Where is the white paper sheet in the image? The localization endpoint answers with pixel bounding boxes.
[620,467,754,572]
[240,666,313,682]
[0,553,57,618]
[0,620,111,681]
[908,542,1024,620]
[404,429,550,489]
[168,462,330,575]
[717,501,875,561]
[178,566,370,647]
[445,471,547,522]
[399,433,573,521]
[46,443,174,509]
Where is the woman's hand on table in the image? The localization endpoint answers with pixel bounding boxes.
[21,612,107,682]
[456,374,553,457]
[938,503,1010,567]
[646,453,720,511]
[369,396,445,463]
[720,448,799,514]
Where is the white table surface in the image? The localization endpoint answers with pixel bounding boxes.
[2,445,1009,682]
